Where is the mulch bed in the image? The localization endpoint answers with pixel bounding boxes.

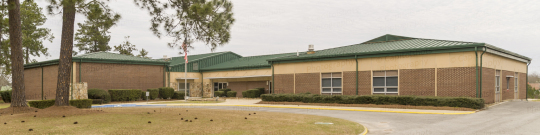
[257,101,476,111]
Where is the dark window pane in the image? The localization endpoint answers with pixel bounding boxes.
[374,88,384,92]
[223,83,227,89]
[387,88,398,92]
[386,77,398,86]
[322,88,331,92]
[322,79,331,87]
[219,83,223,89]
[332,78,342,87]
[373,77,385,86]
[333,88,342,92]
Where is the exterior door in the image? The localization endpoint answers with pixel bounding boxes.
[495,70,501,102]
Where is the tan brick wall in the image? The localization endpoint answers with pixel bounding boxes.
[437,67,475,98]
[519,73,526,99]
[24,67,42,100]
[228,81,268,97]
[343,71,356,95]
[501,70,514,100]
[400,68,435,96]
[295,73,320,94]
[42,65,59,100]
[77,63,164,91]
[481,67,495,104]
[274,74,294,94]
[358,71,371,95]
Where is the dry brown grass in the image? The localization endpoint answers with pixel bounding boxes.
[258,101,476,111]
[0,107,363,135]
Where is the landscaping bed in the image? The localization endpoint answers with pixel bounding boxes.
[257,101,476,111]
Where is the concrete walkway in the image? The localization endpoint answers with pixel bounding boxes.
[111,99,476,115]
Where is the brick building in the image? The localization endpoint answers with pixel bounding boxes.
[267,34,531,104]
[24,34,531,104]
[23,52,169,100]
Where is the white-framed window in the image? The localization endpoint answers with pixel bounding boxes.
[495,70,501,93]
[373,70,398,95]
[214,82,228,91]
[321,72,342,95]
[514,72,518,92]
[178,83,190,96]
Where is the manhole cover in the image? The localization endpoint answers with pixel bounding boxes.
[315,122,334,125]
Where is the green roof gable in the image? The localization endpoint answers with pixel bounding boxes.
[200,52,297,71]
[24,52,170,69]
[169,51,242,72]
[268,34,531,63]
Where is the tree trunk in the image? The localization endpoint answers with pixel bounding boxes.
[8,0,28,107]
[55,1,76,106]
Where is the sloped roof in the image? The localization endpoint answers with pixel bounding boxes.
[169,51,241,66]
[24,52,169,69]
[268,34,531,62]
[200,52,296,71]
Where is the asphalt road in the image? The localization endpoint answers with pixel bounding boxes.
[155,101,540,135]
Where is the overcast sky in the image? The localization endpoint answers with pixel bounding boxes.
[33,0,540,73]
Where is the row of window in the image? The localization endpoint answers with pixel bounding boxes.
[495,70,519,93]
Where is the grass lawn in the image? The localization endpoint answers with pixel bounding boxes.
[0,103,9,109]
[0,107,363,134]
[150,100,224,104]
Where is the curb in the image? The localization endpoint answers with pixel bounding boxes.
[164,104,476,115]
[360,124,368,135]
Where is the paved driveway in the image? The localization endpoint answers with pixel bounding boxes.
[158,101,540,135]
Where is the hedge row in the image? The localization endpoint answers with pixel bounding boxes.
[108,89,141,101]
[146,89,159,100]
[172,92,186,100]
[242,89,262,98]
[227,91,237,97]
[0,90,11,103]
[29,99,92,109]
[88,89,111,103]
[261,94,485,109]
[159,87,174,99]
[214,91,224,97]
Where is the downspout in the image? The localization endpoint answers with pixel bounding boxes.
[70,62,73,100]
[355,55,358,95]
[480,47,486,98]
[475,47,478,98]
[167,66,170,87]
[163,65,166,87]
[79,59,81,82]
[527,61,531,101]
[271,61,274,94]
[41,64,43,100]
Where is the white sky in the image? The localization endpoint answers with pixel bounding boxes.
[33,0,540,73]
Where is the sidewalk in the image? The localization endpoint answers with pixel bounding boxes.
[109,99,477,115]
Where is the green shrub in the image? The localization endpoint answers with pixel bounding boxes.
[158,87,174,99]
[141,89,159,100]
[88,89,111,103]
[92,99,104,104]
[29,100,55,109]
[108,89,142,101]
[29,99,93,109]
[172,92,185,100]
[260,94,485,109]
[214,91,224,97]
[243,89,262,98]
[70,99,92,108]
[255,87,265,94]
[0,90,11,103]
[219,88,231,94]
[227,91,237,97]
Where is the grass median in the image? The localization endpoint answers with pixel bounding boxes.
[0,107,363,134]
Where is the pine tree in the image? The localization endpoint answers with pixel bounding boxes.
[21,0,54,64]
[7,0,28,107]
[136,48,149,58]
[74,0,120,54]
[114,36,137,56]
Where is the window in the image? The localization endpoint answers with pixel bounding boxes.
[373,70,398,95]
[178,83,190,96]
[214,82,228,91]
[321,72,342,95]
[495,70,500,93]
[514,72,518,92]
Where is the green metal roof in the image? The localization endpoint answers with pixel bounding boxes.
[169,51,241,66]
[169,51,242,72]
[200,52,297,71]
[268,34,531,63]
[24,52,170,69]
